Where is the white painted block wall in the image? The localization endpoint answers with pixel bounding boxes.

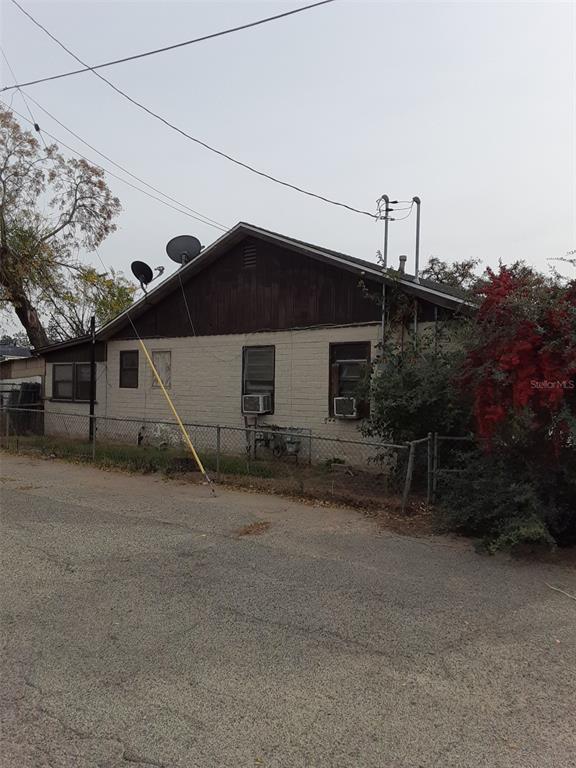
[103,325,381,439]
[42,322,438,461]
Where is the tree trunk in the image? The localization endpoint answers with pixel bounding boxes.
[10,285,50,349]
[0,245,50,350]
[1,280,48,351]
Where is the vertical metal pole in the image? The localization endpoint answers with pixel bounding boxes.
[216,425,221,482]
[413,196,421,283]
[434,305,439,355]
[88,314,96,441]
[382,196,390,269]
[380,195,390,354]
[432,433,439,503]
[426,432,433,505]
[401,442,415,514]
[91,415,97,462]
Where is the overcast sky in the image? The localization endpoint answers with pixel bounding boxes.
[1,0,574,304]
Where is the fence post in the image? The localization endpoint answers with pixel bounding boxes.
[91,415,97,462]
[401,441,416,514]
[216,425,221,482]
[432,432,439,503]
[426,432,433,505]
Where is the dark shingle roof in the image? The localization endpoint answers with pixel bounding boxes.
[0,345,32,358]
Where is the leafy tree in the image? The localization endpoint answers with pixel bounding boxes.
[420,256,482,293]
[0,329,29,347]
[0,107,121,348]
[43,266,136,341]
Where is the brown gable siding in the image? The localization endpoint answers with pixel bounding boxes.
[113,237,382,340]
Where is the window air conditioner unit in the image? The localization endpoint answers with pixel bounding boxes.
[242,393,272,415]
[333,397,359,419]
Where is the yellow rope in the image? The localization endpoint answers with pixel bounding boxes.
[137,339,211,483]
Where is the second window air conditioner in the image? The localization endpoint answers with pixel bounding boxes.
[242,393,272,415]
[333,396,359,419]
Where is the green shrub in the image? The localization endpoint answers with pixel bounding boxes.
[434,448,575,553]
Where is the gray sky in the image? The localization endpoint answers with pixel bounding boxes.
[1,0,575,299]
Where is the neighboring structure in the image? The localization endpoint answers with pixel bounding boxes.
[0,344,32,362]
[0,345,43,407]
[13,223,474,447]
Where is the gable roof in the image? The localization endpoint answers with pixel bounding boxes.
[36,221,476,354]
[96,222,475,341]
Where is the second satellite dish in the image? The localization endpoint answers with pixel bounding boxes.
[131,260,154,291]
[166,235,202,265]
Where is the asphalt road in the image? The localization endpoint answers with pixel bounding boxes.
[1,454,575,768]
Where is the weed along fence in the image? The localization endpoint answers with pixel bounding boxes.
[0,407,463,509]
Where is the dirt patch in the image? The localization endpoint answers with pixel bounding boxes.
[236,520,271,537]
[374,502,435,537]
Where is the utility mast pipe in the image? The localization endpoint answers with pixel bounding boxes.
[413,196,421,282]
[380,195,390,352]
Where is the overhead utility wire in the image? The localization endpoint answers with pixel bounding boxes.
[10,0,376,219]
[1,100,228,231]
[0,46,47,149]
[20,92,228,230]
[2,0,337,90]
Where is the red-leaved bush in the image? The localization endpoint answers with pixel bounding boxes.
[462,266,576,451]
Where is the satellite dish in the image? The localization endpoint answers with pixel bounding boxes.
[131,260,154,292]
[166,235,202,265]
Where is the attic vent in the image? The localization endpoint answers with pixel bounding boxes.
[242,243,257,269]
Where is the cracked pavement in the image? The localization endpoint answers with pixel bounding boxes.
[0,453,575,767]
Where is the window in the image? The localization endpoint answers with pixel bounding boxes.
[52,363,92,402]
[75,363,91,401]
[120,350,139,388]
[53,364,74,400]
[243,346,275,408]
[329,342,371,416]
[152,351,171,388]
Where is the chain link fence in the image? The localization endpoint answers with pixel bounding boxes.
[0,408,477,509]
[1,407,430,508]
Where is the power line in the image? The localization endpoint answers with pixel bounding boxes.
[2,0,337,91]
[0,46,47,149]
[9,0,376,219]
[1,100,228,231]
[389,202,415,222]
[21,92,228,230]
[0,59,227,229]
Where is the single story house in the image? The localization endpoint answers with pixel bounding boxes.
[7,223,474,457]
